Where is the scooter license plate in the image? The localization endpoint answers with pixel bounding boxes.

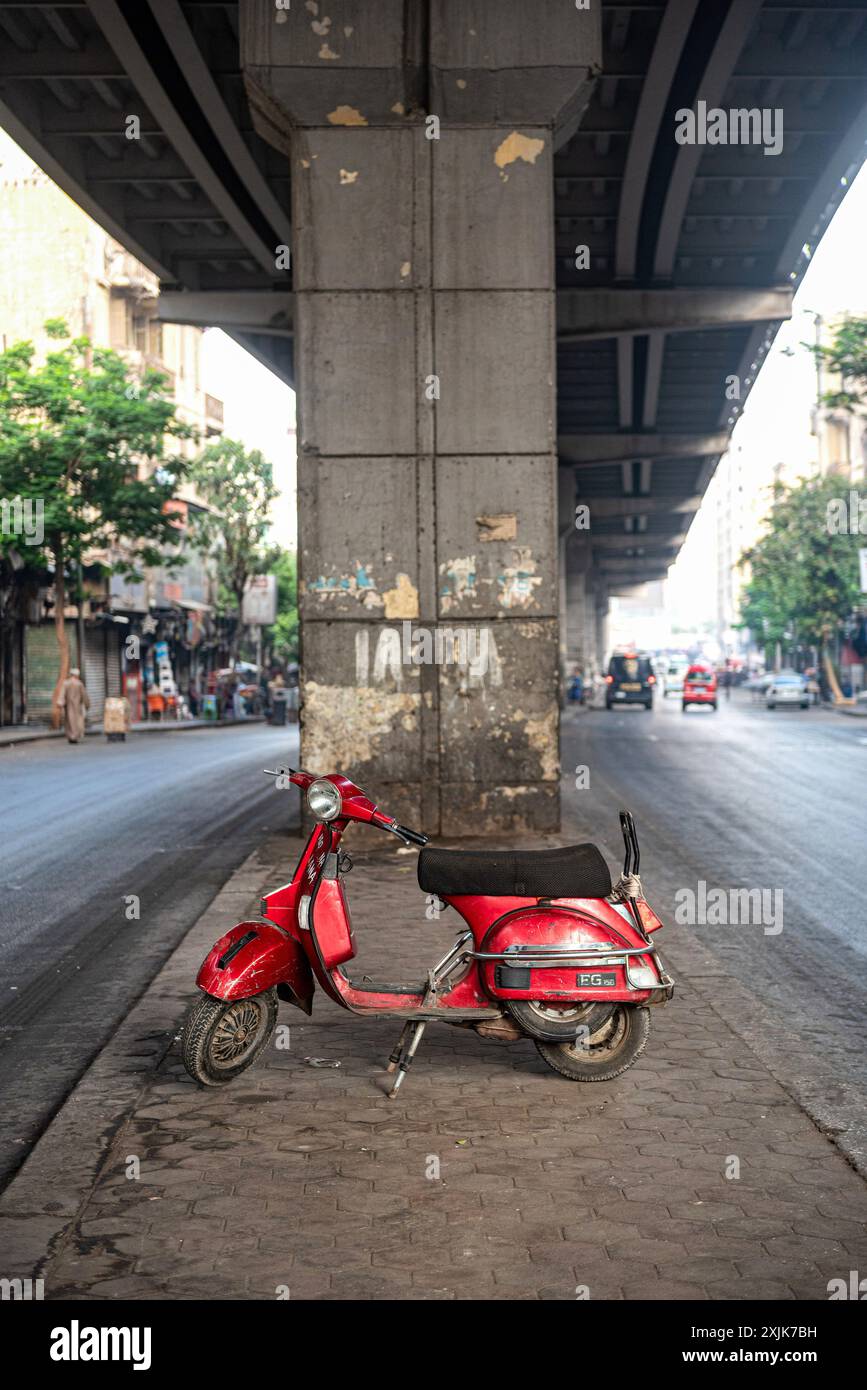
[576,971,617,987]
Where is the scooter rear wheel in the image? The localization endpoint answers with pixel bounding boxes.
[182,989,278,1086]
[535,1005,650,1082]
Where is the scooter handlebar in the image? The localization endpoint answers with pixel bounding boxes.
[373,812,429,847]
[395,824,429,847]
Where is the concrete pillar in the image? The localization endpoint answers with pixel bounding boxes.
[564,545,591,670]
[594,586,610,673]
[242,1,600,835]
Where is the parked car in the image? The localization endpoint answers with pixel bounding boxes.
[766,669,810,710]
[682,663,718,711]
[605,653,656,710]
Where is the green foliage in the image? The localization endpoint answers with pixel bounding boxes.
[739,474,862,648]
[188,437,278,603]
[188,438,279,659]
[0,322,193,573]
[268,547,298,665]
[809,315,867,411]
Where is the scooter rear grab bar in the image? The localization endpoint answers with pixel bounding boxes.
[620,809,640,876]
[470,944,660,963]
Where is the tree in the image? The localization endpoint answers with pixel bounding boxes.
[811,315,867,410]
[267,548,299,667]
[0,322,193,724]
[188,439,278,664]
[739,474,862,695]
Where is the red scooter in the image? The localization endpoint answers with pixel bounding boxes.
[182,768,674,1095]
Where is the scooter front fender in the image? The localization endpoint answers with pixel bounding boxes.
[196,921,315,1013]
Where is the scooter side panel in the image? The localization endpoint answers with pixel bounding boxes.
[196,921,315,1008]
[479,904,659,1004]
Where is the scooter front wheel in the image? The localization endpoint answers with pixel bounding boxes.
[181,989,278,1086]
[535,1005,650,1082]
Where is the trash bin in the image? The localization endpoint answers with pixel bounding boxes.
[202,694,218,721]
[104,696,130,742]
[271,690,288,726]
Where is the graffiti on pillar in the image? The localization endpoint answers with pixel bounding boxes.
[498,546,543,609]
[439,556,477,611]
[306,564,383,610]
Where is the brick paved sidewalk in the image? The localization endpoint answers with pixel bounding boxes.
[2,831,866,1301]
[0,716,267,747]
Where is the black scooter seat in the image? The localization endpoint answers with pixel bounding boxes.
[417,844,612,899]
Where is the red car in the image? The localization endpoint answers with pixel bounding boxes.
[682,663,718,711]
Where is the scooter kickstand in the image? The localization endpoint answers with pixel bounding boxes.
[387,1022,426,1099]
[386,1022,412,1074]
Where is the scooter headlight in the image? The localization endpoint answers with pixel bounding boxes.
[307,778,342,822]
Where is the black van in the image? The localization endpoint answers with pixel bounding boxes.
[605,653,655,710]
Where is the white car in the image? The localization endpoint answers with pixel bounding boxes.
[766,670,810,710]
[663,663,688,697]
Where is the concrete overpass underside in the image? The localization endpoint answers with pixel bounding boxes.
[2,0,866,831]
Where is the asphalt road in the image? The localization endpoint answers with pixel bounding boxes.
[562,688,867,1172]
[0,722,300,1189]
[2,693,865,1189]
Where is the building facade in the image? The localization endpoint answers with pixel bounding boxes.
[0,148,223,724]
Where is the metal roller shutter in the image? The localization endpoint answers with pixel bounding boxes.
[25,623,79,723]
[83,628,107,721]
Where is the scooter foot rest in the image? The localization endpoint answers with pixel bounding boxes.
[339,970,426,995]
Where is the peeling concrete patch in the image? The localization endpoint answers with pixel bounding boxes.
[494,131,546,182]
[522,710,559,781]
[382,573,419,621]
[476,512,517,543]
[311,17,331,36]
[439,556,477,612]
[391,102,406,116]
[327,105,367,126]
[339,168,359,185]
[456,79,467,89]
[318,43,340,60]
[498,547,542,609]
[400,261,411,279]
[303,683,419,768]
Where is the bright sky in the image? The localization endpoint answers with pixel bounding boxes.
[666,160,867,628]
[200,330,297,548]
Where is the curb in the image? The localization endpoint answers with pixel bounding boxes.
[0,716,270,749]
